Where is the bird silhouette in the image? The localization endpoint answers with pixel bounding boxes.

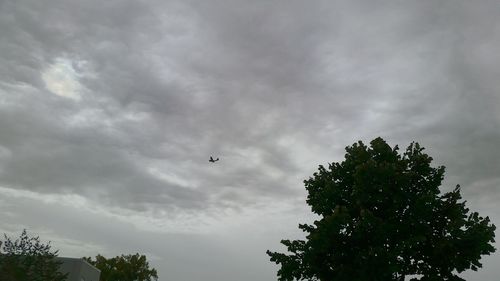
[209,156,219,163]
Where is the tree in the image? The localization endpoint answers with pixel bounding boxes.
[84,253,158,281]
[267,137,496,281]
[0,229,67,281]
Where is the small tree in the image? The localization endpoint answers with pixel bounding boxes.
[0,229,67,281]
[84,253,158,281]
[267,137,496,281]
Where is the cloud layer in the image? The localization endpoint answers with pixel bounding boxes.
[1,1,499,280]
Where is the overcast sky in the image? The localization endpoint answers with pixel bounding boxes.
[1,1,499,280]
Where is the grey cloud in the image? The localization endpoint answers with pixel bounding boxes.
[1,1,500,281]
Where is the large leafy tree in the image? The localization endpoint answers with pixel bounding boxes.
[84,253,158,281]
[267,138,496,281]
[0,229,67,281]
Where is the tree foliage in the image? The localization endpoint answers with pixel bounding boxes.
[84,253,158,281]
[267,137,496,281]
[0,229,67,281]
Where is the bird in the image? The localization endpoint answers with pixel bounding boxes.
[209,156,219,163]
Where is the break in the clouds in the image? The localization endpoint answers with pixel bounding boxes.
[1,1,499,281]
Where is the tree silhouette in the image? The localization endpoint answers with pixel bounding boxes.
[84,253,158,281]
[267,137,496,281]
[0,229,67,281]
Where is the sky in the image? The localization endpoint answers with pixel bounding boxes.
[0,0,499,280]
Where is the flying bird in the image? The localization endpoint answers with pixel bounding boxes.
[209,156,219,163]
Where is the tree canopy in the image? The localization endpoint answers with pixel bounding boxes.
[267,137,496,281]
[0,229,67,281]
[84,253,158,281]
